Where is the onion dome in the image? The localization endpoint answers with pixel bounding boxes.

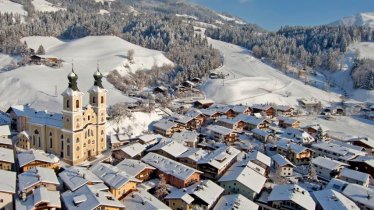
[67,64,79,91]
[94,64,104,88]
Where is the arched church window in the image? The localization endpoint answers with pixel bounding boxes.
[101,130,104,135]
[49,137,53,148]
[67,99,70,108]
[91,130,94,136]
[101,96,104,104]
[34,130,39,135]
[67,145,70,156]
[67,138,70,143]
[76,146,80,151]
[38,137,41,147]
[76,100,79,108]
[93,97,96,104]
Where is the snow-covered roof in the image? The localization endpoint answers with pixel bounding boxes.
[326,178,349,192]
[61,88,84,97]
[275,105,293,112]
[120,142,146,158]
[153,119,178,131]
[252,104,273,111]
[169,114,194,124]
[142,153,202,181]
[342,184,374,209]
[246,150,271,167]
[339,168,371,182]
[18,167,59,192]
[185,109,203,118]
[311,142,366,158]
[137,134,162,143]
[16,187,61,210]
[90,163,140,189]
[165,180,224,208]
[238,159,266,175]
[200,108,219,116]
[278,116,299,124]
[9,105,64,128]
[0,147,14,163]
[123,187,171,210]
[213,194,259,210]
[235,114,267,126]
[0,136,12,146]
[207,125,234,136]
[177,148,208,162]
[272,154,294,167]
[217,117,243,126]
[267,184,316,210]
[147,138,188,158]
[349,155,374,167]
[276,139,309,154]
[281,127,314,143]
[116,159,155,178]
[231,105,250,113]
[172,130,198,145]
[62,185,125,210]
[349,137,374,148]
[0,125,11,136]
[313,189,360,210]
[0,169,16,193]
[219,161,266,194]
[58,166,103,192]
[17,149,59,167]
[251,128,271,137]
[311,157,348,170]
[194,99,215,105]
[88,85,107,94]
[198,146,240,170]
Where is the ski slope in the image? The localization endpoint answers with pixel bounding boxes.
[0,0,27,15]
[0,36,173,112]
[202,39,341,106]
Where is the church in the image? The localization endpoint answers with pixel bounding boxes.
[8,67,108,165]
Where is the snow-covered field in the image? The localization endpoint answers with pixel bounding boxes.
[331,12,374,28]
[0,36,173,112]
[202,39,341,106]
[31,0,65,12]
[0,0,27,15]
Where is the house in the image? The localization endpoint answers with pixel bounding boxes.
[112,143,147,160]
[0,137,13,149]
[348,156,374,177]
[193,99,215,109]
[109,133,129,148]
[213,105,236,118]
[29,55,42,65]
[17,149,60,172]
[185,109,206,127]
[281,127,315,144]
[322,106,345,116]
[251,128,275,143]
[276,139,312,165]
[213,194,258,210]
[349,137,374,155]
[231,105,252,116]
[0,147,14,171]
[61,185,125,210]
[278,116,300,128]
[200,109,222,122]
[116,159,155,182]
[169,114,196,130]
[90,163,141,199]
[153,86,168,95]
[275,105,294,116]
[153,119,184,137]
[123,188,171,210]
[236,114,270,130]
[216,117,246,132]
[271,154,295,177]
[147,138,189,160]
[137,134,162,148]
[197,146,240,180]
[245,151,271,173]
[172,130,199,147]
[18,167,60,196]
[142,152,202,188]
[15,187,61,210]
[267,184,316,210]
[218,161,267,200]
[252,104,276,118]
[325,178,349,192]
[311,157,348,181]
[311,141,366,162]
[238,159,267,176]
[177,148,208,169]
[207,125,238,142]
[342,184,374,210]
[165,180,224,210]
[338,168,371,187]
[302,124,329,139]
[0,169,16,210]
[58,166,104,192]
[0,125,11,137]
[298,98,321,110]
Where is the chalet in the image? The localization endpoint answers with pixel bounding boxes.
[172,130,199,147]
[177,148,208,169]
[245,151,271,173]
[349,137,374,155]
[342,184,374,210]
[90,163,141,199]
[0,147,14,171]
[277,116,300,128]
[311,141,366,162]
[231,105,252,116]
[61,185,125,210]
[338,168,371,187]
[124,188,171,210]
[348,156,374,177]
[207,125,238,142]
[165,180,224,210]
[251,128,275,143]
[147,138,188,160]
[236,114,270,130]
[267,184,316,210]
[0,170,16,210]
[18,167,60,196]
[116,159,155,182]
[153,86,168,95]
[275,105,294,116]
[216,117,246,132]
[271,154,295,177]
[311,157,348,181]
[142,152,202,188]
[298,98,321,110]
[169,114,196,130]
[197,146,240,180]
[15,187,61,210]
[109,133,129,148]
[212,105,236,118]
[193,99,215,109]
[112,142,147,160]
[213,194,259,210]
[276,139,312,165]
[58,166,104,192]
[281,127,315,144]
[302,124,329,139]
[218,160,267,200]
[313,189,360,210]
[185,109,206,127]
[29,55,42,65]
[137,134,162,148]
[322,106,345,116]
[252,104,275,118]
[153,119,183,137]
[200,109,222,122]
[17,149,59,172]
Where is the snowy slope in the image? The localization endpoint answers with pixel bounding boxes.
[0,36,173,112]
[202,39,341,106]
[331,12,374,28]
[31,0,65,12]
[0,0,27,15]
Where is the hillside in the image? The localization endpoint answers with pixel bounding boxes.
[331,12,374,28]
[0,36,173,112]
[0,0,27,15]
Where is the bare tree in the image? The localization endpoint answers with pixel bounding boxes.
[155,174,168,200]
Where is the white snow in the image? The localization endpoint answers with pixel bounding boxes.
[0,36,173,112]
[176,14,198,20]
[94,0,115,3]
[31,0,65,12]
[0,0,27,16]
[331,12,374,28]
[216,13,246,25]
[202,39,341,106]
[99,9,109,15]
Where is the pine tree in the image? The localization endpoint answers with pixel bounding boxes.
[308,163,318,181]
[155,174,168,200]
[37,45,46,55]
[315,126,324,142]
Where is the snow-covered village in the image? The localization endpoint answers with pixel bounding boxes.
[0,0,374,210]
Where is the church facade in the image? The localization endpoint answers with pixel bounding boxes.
[9,68,108,165]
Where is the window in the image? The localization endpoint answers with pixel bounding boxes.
[88,116,91,120]
[91,130,94,136]
[67,99,70,108]
[67,145,71,156]
[38,137,41,147]
[76,100,79,108]
[67,138,70,143]
[76,146,80,151]
[101,96,104,104]
[101,130,104,135]
[93,97,96,104]
[76,138,79,143]
[49,137,53,148]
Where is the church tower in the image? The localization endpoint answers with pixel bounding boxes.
[61,66,84,165]
[88,65,108,156]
